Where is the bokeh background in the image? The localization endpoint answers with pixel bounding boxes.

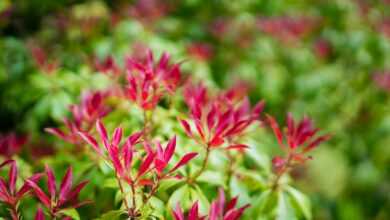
[1,0,390,219]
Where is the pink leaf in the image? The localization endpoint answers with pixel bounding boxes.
[78,132,102,155]
[45,165,56,200]
[164,136,176,163]
[172,203,184,220]
[8,161,17,194]
[128,131,143,145]
[137,151,155,178]
[34,207,45,220]
[45,128,66,139]
[112,127,123,146]
[266,115,284,148]
[26,179,51,208]
[96,120,108,142]
[16,173,43,198]
[179,119,192,137]
[188,201,199,220]
[59,167,73,204]
[225,144,249,151]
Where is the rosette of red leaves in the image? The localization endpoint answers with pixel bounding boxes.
[266,113,331,173]
[46,91,110,144]
[180,83,264,150]
[79,120,197,185]
[172,188,249,220]
[0,160,42,219]
[125,49,181,110]
[26,166,89,218]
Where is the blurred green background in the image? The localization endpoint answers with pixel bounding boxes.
[1,0,390,219]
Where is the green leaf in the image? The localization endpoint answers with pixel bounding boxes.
[191,185,210,214]
[158,178,182,192]
[251,189,277,216]
[60,208,80,220]
[285,186,312,220]
[168,185,190,210]
[197,170,226,187]
[276,191,297,220]
[103,178,118,189]
[96,210,125,220]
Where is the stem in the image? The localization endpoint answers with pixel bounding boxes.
[142,110,153,141]
[115,175,131,216]
[10,203,20,220]
[143,182,159,206]
[187,145,211,184]
[271,154,293,191]
[130,183,137,216]
[225,150,235,193]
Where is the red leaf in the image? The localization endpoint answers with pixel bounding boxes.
[8,161,17,194]
[179,119,192,137]
[172,203,184,220]
[209,136,224,147]
[16,173,43,198]
[112,127,123,146]
[303,134,331,153]
[225,197,238,212]
[188,201,199,220]
[164,136,176,163]
[128,131,143,145]
[26,179,51,208]
[0,159,14,169]
[34,207,45,220]
[96,120,108,143]
[266,115,284,148]
[45,165,56,200]
[252,100,265,117]
[137,179,154,186]
[137,151,155,178]
[154,159,167,174]
[225,144,249,151]
[45,128,66,139]
[59,167,73,204]
[169,152,198,173]
[62,180,89,206]
[78,132,102,155]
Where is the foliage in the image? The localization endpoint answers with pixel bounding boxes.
[1,0,390,219]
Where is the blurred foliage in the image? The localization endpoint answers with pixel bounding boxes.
[0,0,390,219]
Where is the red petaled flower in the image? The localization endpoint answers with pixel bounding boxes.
[125,49,181,110]
[172,188,249,220]
[0,160,42,219]
[26,166,89,217]
[180,83,265,149]
[0,133,28,158]
[45,90,110,144]
[266,113,331,171]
